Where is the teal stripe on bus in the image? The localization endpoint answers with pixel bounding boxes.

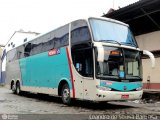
[100,81,142,91]
[19,47,72,89]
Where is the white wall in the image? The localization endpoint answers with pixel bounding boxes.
[136,31,160,84]
[0,47,2,57]
[142,58,160,83]
[5,32,38,52]
[0,47,2,82]
[136,31,160,51]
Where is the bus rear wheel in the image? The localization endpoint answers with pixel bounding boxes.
[11,82,16,94]
[16,82,21,95]
[61,84,71,105]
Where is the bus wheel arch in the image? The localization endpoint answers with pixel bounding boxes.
[11,80,16,93]
[58,80,69,96]
[58,80,71,105]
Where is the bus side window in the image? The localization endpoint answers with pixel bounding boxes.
[72,46,93,77]
[24,43,32,57]
[53,24,69,48]
[71,20,93,78]
[71,20,91,45]
[71,26,91,45]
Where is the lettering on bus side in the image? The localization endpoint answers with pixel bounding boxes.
[48,48,60,56]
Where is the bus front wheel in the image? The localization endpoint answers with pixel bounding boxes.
[61,84,71,105]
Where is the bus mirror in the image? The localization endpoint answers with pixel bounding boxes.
[143,50,155,68]
[97,47,104,62]
[94,43,104,62]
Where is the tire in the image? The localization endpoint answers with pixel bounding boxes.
[16,82,21,95]
[61,84,71,105]
[11,83,16,94]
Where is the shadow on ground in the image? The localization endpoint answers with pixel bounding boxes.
[11,91,135,110]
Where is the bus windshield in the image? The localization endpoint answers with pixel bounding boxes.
[89,18,138,47]
[96,46,142,81]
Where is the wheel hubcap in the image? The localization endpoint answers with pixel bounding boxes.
[12,84,15,91]
[63,88,70,101]
[17,87,20,94]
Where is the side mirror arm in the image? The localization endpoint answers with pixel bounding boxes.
[143,50,155,68]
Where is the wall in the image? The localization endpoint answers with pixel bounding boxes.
[0,47,2,83]
[136,31,160,51]
[136,31,160,90]
[142,58,160,89]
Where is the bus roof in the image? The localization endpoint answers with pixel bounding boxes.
[6,17,129,52]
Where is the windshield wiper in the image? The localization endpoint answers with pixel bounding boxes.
[126,75,142,80]
[121,42,137,47]
[99,40,121,45]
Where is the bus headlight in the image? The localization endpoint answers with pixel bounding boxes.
[96,85,112,91]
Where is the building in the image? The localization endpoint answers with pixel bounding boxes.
[1,30,39,84]
[103,0,160,91]
[6,30,40,52]
[0,44,4,84]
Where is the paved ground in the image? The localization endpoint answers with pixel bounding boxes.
[0,86,160,120]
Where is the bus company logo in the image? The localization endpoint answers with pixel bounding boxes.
[48,49,60,56]
[124,86,127,90]
[106,82,112,86]
[2,114,8,120]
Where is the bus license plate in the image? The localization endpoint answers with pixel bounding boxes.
[121,94,129,99]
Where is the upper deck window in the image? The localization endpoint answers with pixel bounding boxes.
[89,18,138,47]
[71,20,91,45]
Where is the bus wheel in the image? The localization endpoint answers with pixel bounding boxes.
[61,84,71,105]
[16,82,21,95]
[11,82,16,94]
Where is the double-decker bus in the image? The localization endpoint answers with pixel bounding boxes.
[5,17,155,104]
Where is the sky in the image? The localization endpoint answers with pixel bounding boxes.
[0,0,139,45]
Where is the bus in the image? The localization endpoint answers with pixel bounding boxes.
[5,17,155,104]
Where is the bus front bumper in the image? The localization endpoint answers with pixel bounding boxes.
[93,90,143,101]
